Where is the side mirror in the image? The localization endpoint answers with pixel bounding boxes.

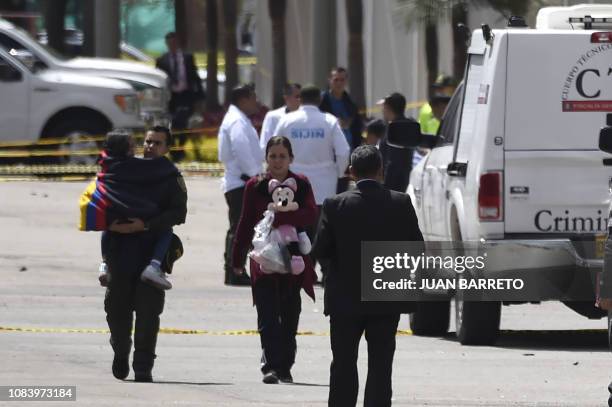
[599,122,612,154]
[599,113,612,154]
[386,120,437,149]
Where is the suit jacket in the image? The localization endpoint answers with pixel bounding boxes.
[156,51,204,98]
[313,179,424,316]
[379,116,417,191]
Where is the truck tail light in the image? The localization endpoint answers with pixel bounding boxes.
[478,172,502,221]
[591,32,612,43]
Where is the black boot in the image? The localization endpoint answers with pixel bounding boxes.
[112,355,129,380]
[109,337,131,380]
[133,351,155,382]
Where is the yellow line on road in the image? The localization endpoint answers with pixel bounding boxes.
[0,326,415,336]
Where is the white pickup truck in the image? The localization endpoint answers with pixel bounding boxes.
[0,18,169,132]
[406,4,612,345]
[0,45,142,162]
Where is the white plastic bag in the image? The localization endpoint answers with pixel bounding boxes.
[248,210,289,274]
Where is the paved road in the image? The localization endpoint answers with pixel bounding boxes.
[0,178,611,406]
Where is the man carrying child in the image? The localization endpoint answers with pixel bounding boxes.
[83,127,187,382]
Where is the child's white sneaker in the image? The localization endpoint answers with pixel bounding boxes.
[98,262,110,287]
[140,261,172,290]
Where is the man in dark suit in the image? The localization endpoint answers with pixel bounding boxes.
[313,145,424,407]
[377,92,419,193]
[156,32,205,161]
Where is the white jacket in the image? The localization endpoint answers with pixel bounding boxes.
[259,106,287,152]
[218,104,263,193]
[273,105,350,204]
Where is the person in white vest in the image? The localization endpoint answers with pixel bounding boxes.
[218,84,263,286]
[273,85,350,207]
[259,83,302,152]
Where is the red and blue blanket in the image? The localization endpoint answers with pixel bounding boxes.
[79,152,179,231]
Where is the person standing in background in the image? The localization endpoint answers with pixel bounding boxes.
[319,67,363,152]
[156,32,205,162]
[259,83,302,152]
[218,85,263,286]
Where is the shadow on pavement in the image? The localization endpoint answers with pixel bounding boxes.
[438,330,609,352]
[142,380,234,386]
[288,382,328,387]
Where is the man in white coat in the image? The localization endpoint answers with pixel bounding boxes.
[273,85,350,280]
[218,84,263,285]
[259,83,302,152]
[273,85,350,206]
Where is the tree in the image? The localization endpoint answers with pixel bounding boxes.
[174,0,188,49]
[42,0,68,54]
[451,2,469,80]
[346,0,366,112]
[268,0,287,108]
[221,0,239,105]
[205,0,221,111]
[397,0,531,95]
[81,0,95,57]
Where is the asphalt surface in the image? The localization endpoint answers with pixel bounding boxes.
[1,178,611,406]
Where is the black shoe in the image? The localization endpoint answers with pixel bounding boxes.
[225,273,251,286]
[134,371,153,382]
[112,355,129,380]
[262,370,279,384]
[278,371,293,383]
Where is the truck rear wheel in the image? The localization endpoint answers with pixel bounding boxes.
[409,301,450,336]
[455,295,501,345]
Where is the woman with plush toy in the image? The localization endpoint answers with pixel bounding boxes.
[232,136,318,384]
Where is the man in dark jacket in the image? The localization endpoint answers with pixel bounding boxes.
[103,130,188,382]
[378,92,419,193]
[313,145,423,407]
[156,32,205,161]
[319,67,363,152]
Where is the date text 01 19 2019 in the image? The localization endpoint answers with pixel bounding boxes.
[372,278,525,291]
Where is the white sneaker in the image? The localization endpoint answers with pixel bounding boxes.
[140,262,172,290]
[98,262,110,287]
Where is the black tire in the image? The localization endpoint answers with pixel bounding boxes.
[409,301,451,336]
[45,117,108,164]
[455,296,501,345]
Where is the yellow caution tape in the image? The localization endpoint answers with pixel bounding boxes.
[3,325,605,336]
[0,326,417,336]
[0,127,220,148]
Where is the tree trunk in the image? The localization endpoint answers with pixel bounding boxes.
[43,0,67,54]
[174,0,188,49]
[81,0,95,56]
[424,22,438,99]
[205,0,220,111]
[451,2,468,81]
[345,0,365,113]
[221,0,239,105]
[268,0,287,108]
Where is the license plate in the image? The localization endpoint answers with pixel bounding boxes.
[596,233,607,259]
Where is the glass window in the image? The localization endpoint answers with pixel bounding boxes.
[437,84,463,145]
[0,54,22,82]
